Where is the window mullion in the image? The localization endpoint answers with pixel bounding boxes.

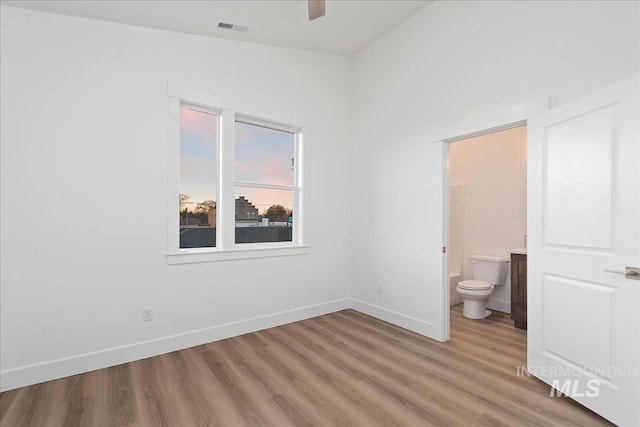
[294,130,304,245]
[219,110,236,250]
[168,97,181,252]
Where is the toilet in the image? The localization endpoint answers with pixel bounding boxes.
[456,255,509,319]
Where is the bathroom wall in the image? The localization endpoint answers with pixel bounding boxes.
[449,185,465,306]
[449,184,465,277]
[449,126,527,312]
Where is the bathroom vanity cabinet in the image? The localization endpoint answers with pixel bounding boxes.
[510,253,527,330]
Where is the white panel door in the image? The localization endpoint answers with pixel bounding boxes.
[528,75,639,426]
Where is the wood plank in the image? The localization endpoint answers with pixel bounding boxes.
[0,307,614,426]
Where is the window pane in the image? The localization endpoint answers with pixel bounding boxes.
[235,187,293,244]
[179,106,217,248]
[235,121,295,186]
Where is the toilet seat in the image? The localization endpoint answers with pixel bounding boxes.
[457,280,492,291]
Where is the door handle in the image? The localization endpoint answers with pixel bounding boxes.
[604,266,640,281]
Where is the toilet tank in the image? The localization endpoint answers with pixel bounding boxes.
[470,255,510,285]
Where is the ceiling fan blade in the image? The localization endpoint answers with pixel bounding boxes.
[308,0,325,21]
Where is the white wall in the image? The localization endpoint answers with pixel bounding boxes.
[450,126,527,313]
[351,0,639,340]
[2,0,639,391]
[0,5,352,390]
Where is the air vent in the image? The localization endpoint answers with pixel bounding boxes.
[218,22,248,32]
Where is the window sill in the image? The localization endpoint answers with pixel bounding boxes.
[167,245,309,265]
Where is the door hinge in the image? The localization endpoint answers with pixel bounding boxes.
[443,247,447,253]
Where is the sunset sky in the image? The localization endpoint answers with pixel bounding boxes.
[180,106,295,215]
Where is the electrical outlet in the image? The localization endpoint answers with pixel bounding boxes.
[377,283,382,294]
[142,306,153,322]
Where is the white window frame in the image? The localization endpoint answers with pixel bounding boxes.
[167,96,309,265]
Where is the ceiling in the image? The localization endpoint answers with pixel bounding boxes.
[2,0,431,56]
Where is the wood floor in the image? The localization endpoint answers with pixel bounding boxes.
[1,306,613,426]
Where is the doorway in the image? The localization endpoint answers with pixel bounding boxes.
[443,121,527,336]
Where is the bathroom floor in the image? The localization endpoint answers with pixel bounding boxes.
[451,303,512,323]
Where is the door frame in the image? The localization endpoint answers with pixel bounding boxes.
[441,120,528,340]
[437,99,547,341]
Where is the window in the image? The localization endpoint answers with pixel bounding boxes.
[179,106,218,248]
[235,120,295,244]
[168,98,306,263]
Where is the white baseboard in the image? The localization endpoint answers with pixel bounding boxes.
[488,298,511,314]
[350,299,443,342]
[2,297,447,392]
[0,298,351,392]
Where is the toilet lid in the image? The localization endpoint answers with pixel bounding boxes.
[458,280,492,290]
